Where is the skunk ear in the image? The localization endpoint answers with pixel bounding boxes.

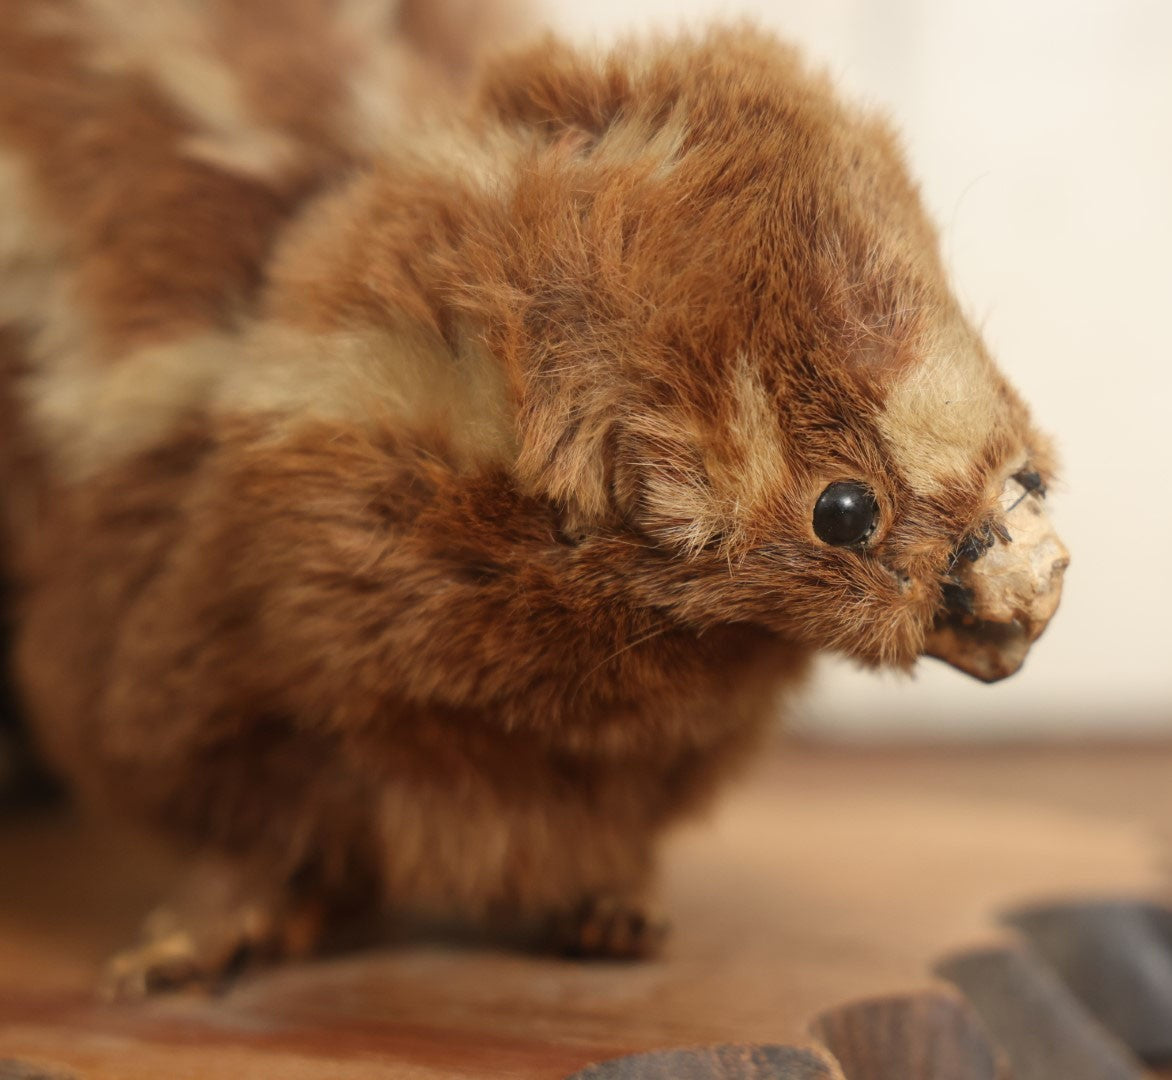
[478,36,634,143]
[611,426,720,556]
[551,418,720,556]
[535,412,721,556]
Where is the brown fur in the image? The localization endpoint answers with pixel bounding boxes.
[0,5,1054,985]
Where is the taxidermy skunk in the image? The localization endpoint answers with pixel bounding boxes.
[0,0,1068,994]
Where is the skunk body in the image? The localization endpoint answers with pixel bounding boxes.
[0,1,1065,990]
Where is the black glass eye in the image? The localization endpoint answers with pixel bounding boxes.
[813,481,880,547]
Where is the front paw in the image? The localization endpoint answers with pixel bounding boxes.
[99,872,323,999]
[101,920,202,999]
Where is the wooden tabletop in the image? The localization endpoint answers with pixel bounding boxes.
[2,738,1171,1079]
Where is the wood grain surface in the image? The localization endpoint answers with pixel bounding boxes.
[1,739,1171,1079]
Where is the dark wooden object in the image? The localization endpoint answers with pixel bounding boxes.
[936,945,1146,1080]
[1004,901,1172,1062]
[811,991,1004,1080]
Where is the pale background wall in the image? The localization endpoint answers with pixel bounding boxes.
[538,0,1172,738]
